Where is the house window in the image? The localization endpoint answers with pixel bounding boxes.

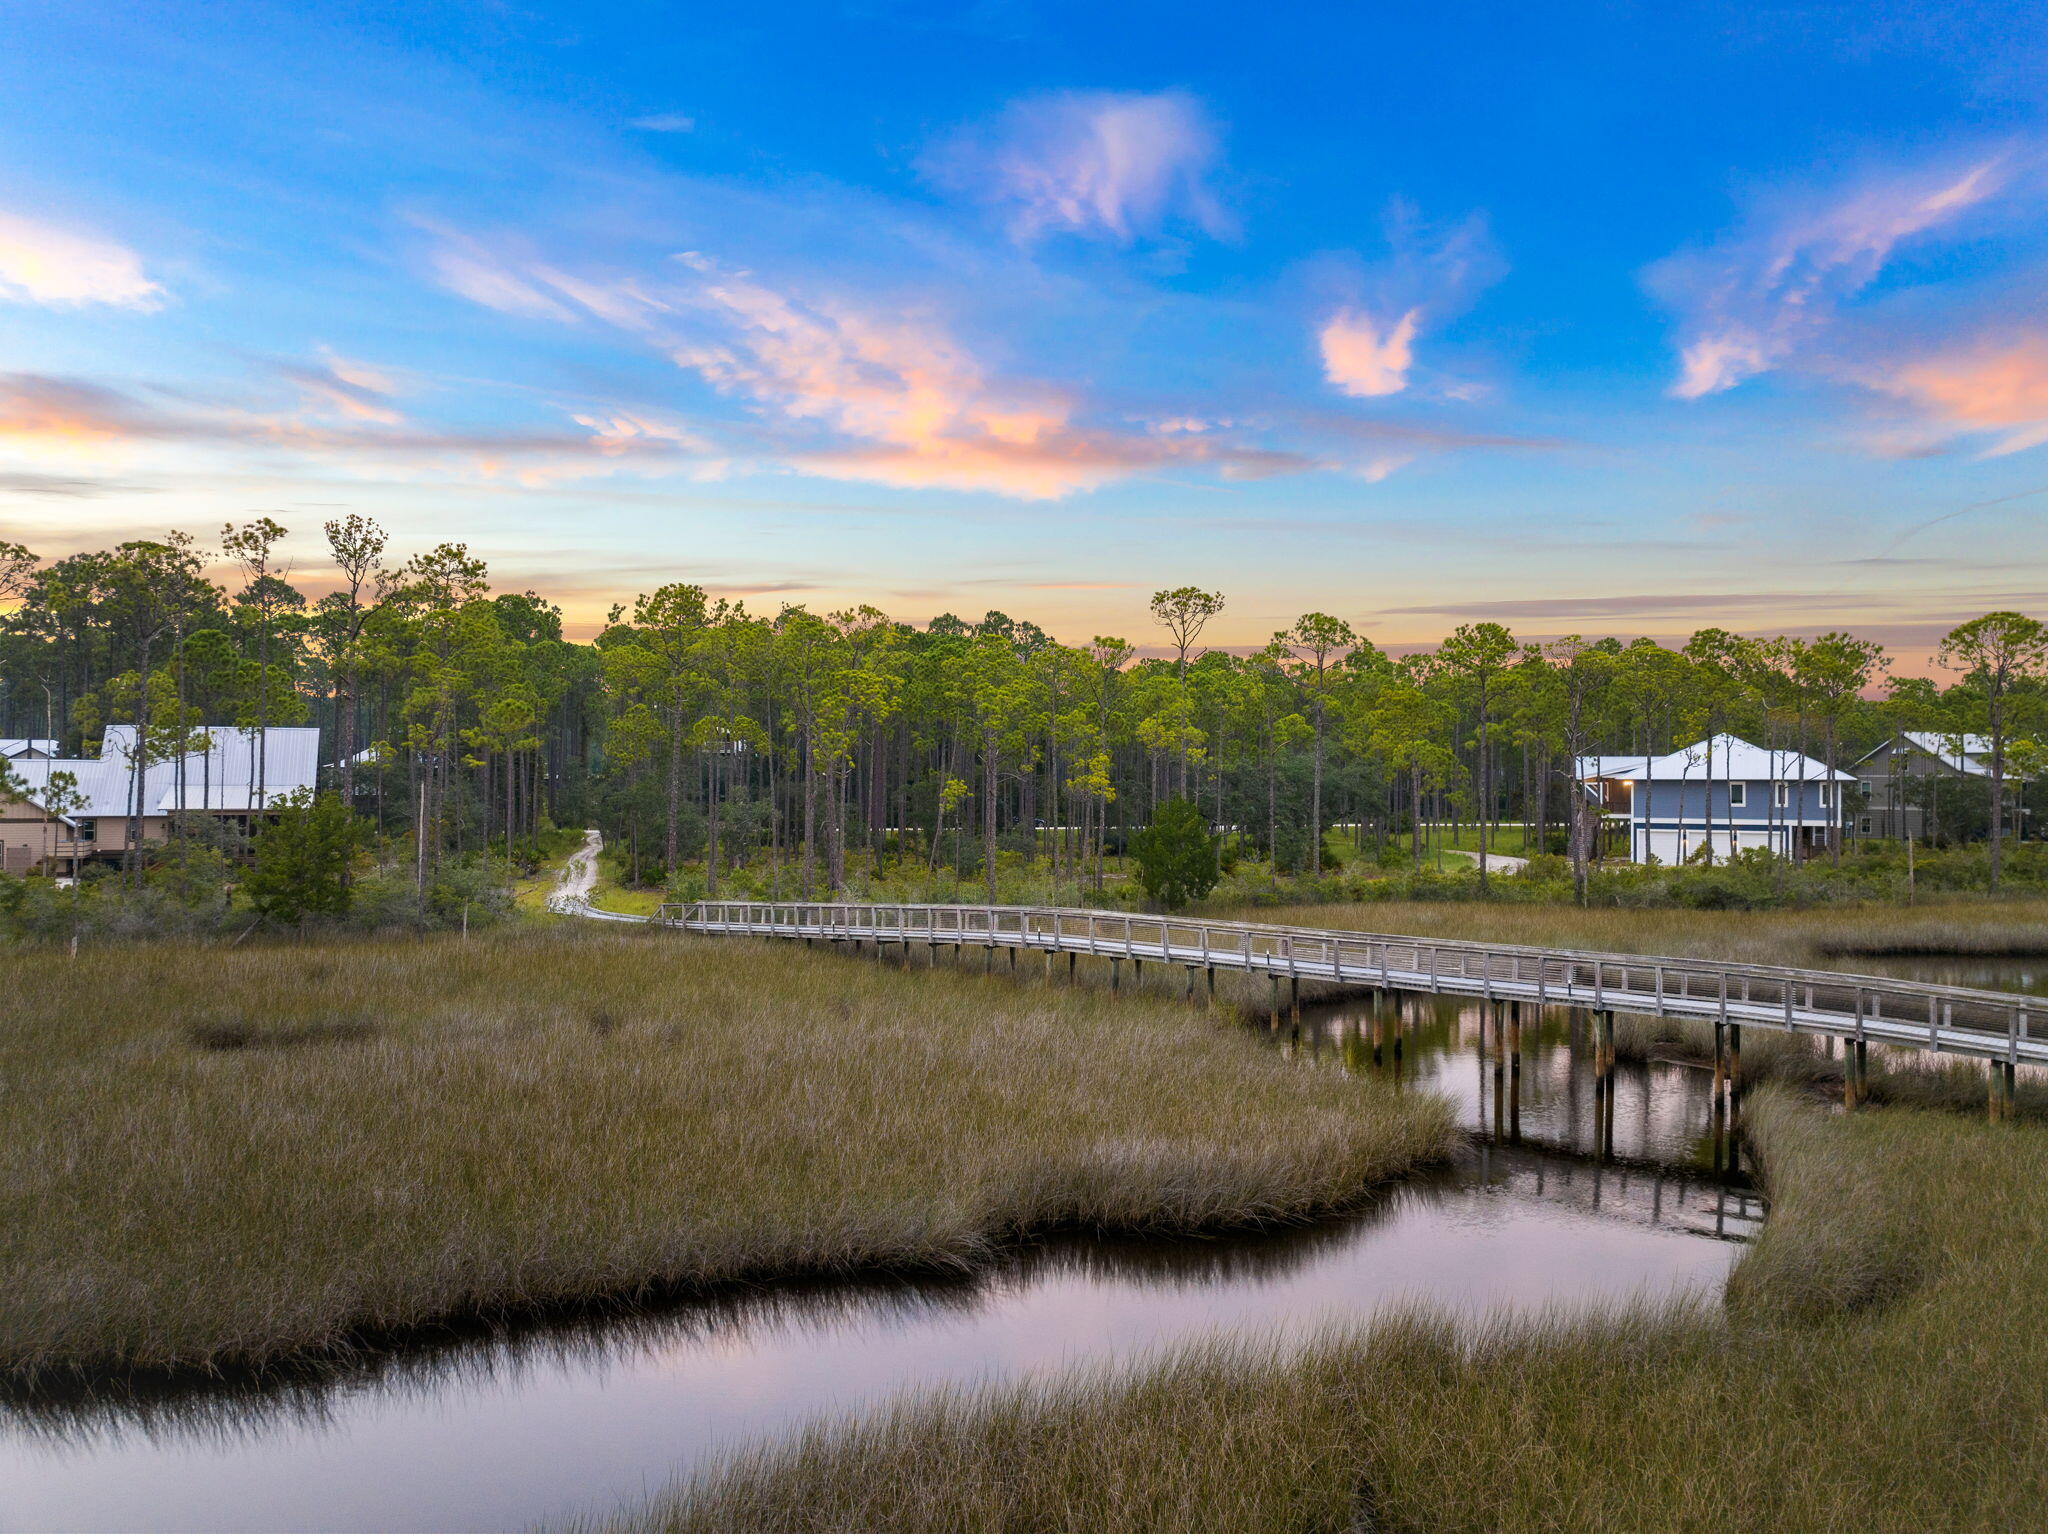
[1818,783,1833,809]
[1772,781,1789,809]
[1727,783,1747,808]
[72,819,95,843]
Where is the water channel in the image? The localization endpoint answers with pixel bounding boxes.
[2,988,1767,1533]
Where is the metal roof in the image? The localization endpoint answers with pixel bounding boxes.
[1850,731,1996,777]
[3,727,322,820]
[1577,734,1854,783]
[0,739,58,759]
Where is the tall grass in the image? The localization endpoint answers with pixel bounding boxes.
[0,929,1453,1376]
[1231,896,2048,969]
[600,1090,2048,1533]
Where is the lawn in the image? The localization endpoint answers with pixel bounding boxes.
[0,928,1453,1376]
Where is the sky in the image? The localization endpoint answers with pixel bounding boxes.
[4,0,2048,660]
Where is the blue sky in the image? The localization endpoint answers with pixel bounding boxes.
[4,0,2048,656]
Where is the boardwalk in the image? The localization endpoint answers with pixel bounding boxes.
[656,901,2039,1113]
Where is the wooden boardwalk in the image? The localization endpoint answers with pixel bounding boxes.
[658,902,2041,1110]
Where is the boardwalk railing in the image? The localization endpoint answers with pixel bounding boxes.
[656,900,2045,1069]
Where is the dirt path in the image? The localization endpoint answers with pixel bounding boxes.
[546,828,603,914]
[1445,848,1530,875]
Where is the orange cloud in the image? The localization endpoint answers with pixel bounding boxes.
[1320,307,1419,398]
[1866,336,2048,456]
[425,237,1314,497]
[0,374,145,447]
[0,209,161,310]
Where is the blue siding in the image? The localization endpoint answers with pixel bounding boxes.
[1629,779,1839,825]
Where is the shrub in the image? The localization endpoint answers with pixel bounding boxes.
[1129,799,1223,910]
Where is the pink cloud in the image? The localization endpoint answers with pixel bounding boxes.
[1651,157,2009,399]
[1861,334,2048,456]
[1308,204,1502,402]
[1320,307,1419,397]
[924,90,1231,244]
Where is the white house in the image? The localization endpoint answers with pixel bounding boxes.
[1576,734,1856,865]
[0,725,321,876]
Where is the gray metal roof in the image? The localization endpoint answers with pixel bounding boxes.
[1577,734,1854,783]
[4,727,322,820]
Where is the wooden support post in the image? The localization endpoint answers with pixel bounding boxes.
[1855,1039,1869,1107]
[1269,974,1281,1022]
[1133,958,1143,982]
[1714,1019,1728,1111]
[1184,966,1196,1003]
[1111,957,1122,993]
[1068,951,1077,983]
[1499,1003,1515,1138]
[1289,975,1301,1020]
[1727,1022,1742,1115]
[1206,965,1216,1008]
[1009,945,1017,972]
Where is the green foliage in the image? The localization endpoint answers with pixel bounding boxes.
[243,792,363,925]
[1129,797,1222,910]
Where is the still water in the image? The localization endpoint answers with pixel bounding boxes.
[0,995,1755,1534]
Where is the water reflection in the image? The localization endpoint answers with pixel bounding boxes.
[1853,955,2048,997]
[0,991,1753,1534]
[1269,992,1748,1174]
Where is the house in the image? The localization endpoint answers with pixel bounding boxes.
[0,725,321,876]
[1851,732,2003,841]
[1576,734,1855,865]
[0,738,59,760]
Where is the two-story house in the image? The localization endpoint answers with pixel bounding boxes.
[0,725,320,876]
[1851,732,2006,842]
[1576,734,1854,865]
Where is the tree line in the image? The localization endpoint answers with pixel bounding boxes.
[3,524,2045,903]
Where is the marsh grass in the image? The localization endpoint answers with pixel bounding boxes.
[0,928,1453,1377]
[1234,896,2048,970]
[600,1090,2048,1534]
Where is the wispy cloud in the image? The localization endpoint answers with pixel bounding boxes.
[0,208,162,310]
[422,235,1318,496]
[0,469,148,498]
[0,369,694,485]
[923,90,1231,244]
[1312,204,1502,400]
[631,113,696,133]
[275,349,405,425]
[1650,156,2009,399]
